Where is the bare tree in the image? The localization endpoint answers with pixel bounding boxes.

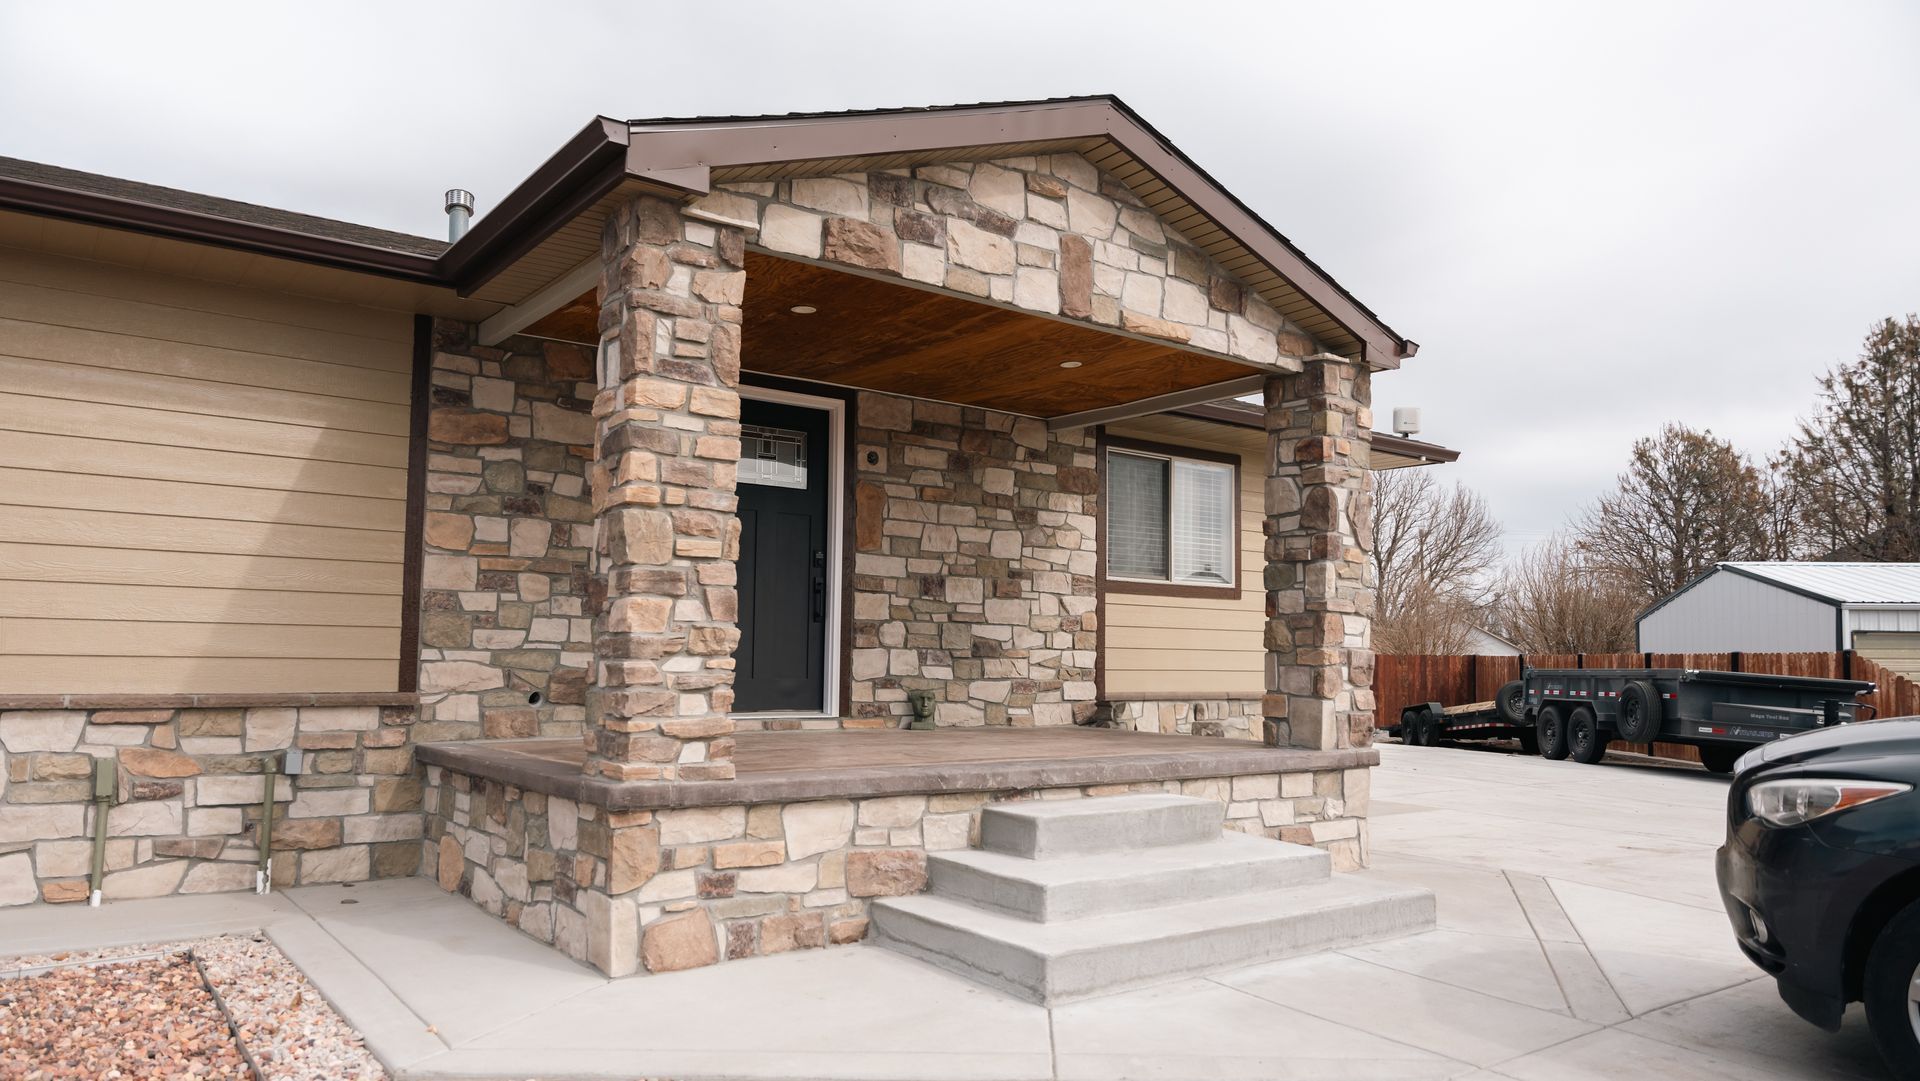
[1573,424,1769,601]
[1498,535,1642,653]
[1372,469,1503,653]
[1755,455,1816,561]
[1781,314,1920,560]
[1374,580,1480,655]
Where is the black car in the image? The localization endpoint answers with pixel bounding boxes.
[1718,717,1920,1075]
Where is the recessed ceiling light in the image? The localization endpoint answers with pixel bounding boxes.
[1059,360,1083,369]
[790,305,817,315]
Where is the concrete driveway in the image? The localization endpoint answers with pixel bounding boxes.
[1363,741,1888,1080]
[0,742,1891,1080]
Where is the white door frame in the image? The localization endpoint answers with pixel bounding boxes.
[732,383,845,719]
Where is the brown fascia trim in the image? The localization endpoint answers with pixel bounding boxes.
[1169,401,1460,464]
[0,98,1419,357]
[0,117,641,297]
[0,172,444,284]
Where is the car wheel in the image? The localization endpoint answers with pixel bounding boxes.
[1698,746,1740,774]
[1568,706,1607,764]
[1496,681,1528,723]
[1617,681,1662,743]
[1400,711,1425,746]
[1863,898,1920,1078]
[1537,705,1569,760]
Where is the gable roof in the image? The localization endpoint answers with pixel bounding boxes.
[1719,562,1920,606]
[1638,561,1920,626]
[0,97,1416,370]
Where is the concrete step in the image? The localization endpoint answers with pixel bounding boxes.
[872,872,1436,1005]
[928,833,1330,922]
[978,794,1223,858]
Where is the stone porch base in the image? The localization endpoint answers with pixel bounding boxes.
[419,729,1373,977]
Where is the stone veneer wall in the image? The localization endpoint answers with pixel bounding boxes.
[0,701,421,907]
[1262,358,1377,750]
[1107,698,1264,742]
[423,763,1368,976]
[686,154,1320,369]
[833,392,1098,729]
[417,323,597,743]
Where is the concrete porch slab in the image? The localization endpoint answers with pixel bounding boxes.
[418,727,1377,809]
[0,743,1891,1081]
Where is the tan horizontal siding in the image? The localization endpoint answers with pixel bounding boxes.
[0,505,403,562]
[0,249,411,693]
[0,354,409,435]
[0,429,407,498]
[0,657,400,696]
[0,246,414,346]
[0,268,411,371]
[1103,416,1269,697]
[0,620,400,660]
[0,581,401,627]
[1,315,410,402]
[0,392,408,467]
[0,542,401,594]
[1106,669,1265,696]
[0,468,403,531]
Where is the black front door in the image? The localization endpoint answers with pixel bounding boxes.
[734,398,829,713]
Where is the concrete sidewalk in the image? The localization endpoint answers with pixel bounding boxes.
[0,743,1893,1080]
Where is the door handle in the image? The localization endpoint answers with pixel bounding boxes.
[811,550,826,622]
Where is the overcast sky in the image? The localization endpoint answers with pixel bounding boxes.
[4,2,1916,555]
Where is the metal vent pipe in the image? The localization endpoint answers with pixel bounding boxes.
[444,189,475,241]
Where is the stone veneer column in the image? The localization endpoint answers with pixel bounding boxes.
[1261,354,1376,750]
[588,194,746,782]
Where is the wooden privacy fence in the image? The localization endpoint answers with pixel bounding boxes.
[1375,651,1920,763]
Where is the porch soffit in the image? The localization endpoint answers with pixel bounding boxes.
[521,250,1270,421]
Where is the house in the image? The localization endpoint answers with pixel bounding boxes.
[0,97,1427,978]
[1638,562,1920,676]
[1461,626,1520,657]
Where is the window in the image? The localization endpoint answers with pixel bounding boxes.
[1106,445,1237,589]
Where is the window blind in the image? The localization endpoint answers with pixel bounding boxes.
[1108,452,1168,579]
[1171,460,1233,583]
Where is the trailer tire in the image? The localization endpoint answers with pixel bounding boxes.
[1617,681,1662,743]
[1414,708,1443,747]
[1400,709,1425,746]
[1699,746,1740,775]
[1496,681,1528,723]
[1537,705,1569,760]
[1568,706,1607,764]
[1517,725,1540,755]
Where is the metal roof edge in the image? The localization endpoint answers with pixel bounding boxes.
[0,172,445,284]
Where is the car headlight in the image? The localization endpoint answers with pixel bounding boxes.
[1746,778,1911,827]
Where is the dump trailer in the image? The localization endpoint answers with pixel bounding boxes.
[1395,667,1874,774]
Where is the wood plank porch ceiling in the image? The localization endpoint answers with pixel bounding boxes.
[521,251,1256,419]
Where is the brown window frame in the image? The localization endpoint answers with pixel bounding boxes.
[1099,434,1242,600]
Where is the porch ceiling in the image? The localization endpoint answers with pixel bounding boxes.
[521,251,1264,420]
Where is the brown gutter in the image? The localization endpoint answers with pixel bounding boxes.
[432,116,641,296]
[1170,400,1459,463]
[0,174,443,284]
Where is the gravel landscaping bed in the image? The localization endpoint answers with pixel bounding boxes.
[1,934,385,1081]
